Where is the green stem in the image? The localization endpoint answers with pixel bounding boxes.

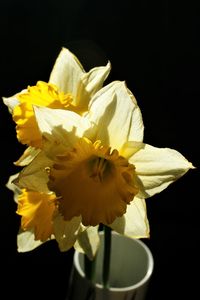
[102,225,112,288]
[84,254,96,283]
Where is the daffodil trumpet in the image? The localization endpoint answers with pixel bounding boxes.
[3,47,111,148]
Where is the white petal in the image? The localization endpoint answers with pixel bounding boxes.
[87,81,144,150]
[49,47,84,95]
[74,226,100,260]
[53,213,81,252]
[17,229,44,252]
[33,106,94,152]
[6,173,22,203]
[110,197,150,238]
[131,143,195,198]
[14,151,53,193]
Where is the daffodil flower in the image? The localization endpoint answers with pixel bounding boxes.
[10,80,193,258]
[3,47,111,148]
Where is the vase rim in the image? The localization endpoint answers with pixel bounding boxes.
[74,232,154,292]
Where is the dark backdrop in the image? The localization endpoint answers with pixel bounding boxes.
[0,1,199,299]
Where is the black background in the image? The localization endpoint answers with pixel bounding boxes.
[0,1,199,299]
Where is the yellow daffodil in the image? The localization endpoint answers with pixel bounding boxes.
[3,47,111,148]
[10,80,194,257]
[17,189,56,241]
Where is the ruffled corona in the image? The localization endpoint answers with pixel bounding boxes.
[17,189,56,241]
[49,138,139,226]
[13,81,73,147]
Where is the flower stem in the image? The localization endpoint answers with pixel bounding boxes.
[84,254,96,283]
[102,225,112,288]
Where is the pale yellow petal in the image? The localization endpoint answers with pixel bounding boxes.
[14,151,53,193]
[49,47,84,95]
[120,141,144,159]
[6,173,21,203]
[126,87,144,141]
[110,197,150,238]
[2,89,26,113]
[74,62,111,109]
[53,213,81,252]
[49,48,111,112]
[17,229,45,252]
[14,147,41,166]
[3,95,19,112]
[131,143,195,198]
[74,226,100,260]
[87,81,144,150]
[33,106,94,152]
[82,62,111,95]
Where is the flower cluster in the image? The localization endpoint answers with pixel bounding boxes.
[3,48,194,259]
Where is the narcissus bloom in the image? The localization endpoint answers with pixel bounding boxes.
[3,48,111,148]
[9,81,194,257]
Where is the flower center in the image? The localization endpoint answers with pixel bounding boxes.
[88,156,112,182]
[48,138,139,226]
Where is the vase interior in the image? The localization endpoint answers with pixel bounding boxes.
[79,232,153,289]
